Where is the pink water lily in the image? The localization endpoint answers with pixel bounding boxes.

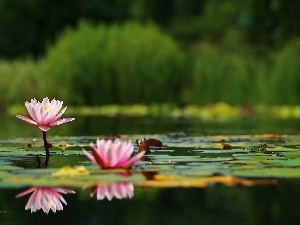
[90,182,134,201]
[83,138,145,169]
[15,97,75,132]
[15,187,75,214]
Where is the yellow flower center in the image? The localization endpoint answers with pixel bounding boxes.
[43,105,53,112]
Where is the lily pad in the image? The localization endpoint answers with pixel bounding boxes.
[1,134,300,188]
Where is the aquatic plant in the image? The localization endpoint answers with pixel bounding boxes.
[15,97,75,155]
[83,138,145,169]
[15,187,75,214]
[15,97,75,132]
[90,182,134,201]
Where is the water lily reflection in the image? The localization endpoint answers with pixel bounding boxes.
[90,182,134,201]
[15,187,75,214]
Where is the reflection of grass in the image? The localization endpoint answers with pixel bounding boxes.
[7,102,300,122]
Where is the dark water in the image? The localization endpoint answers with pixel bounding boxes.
[1,114,300,139]
[1,114,300,225]
[1,179,300,225]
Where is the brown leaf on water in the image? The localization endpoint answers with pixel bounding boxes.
[213,142,232,149]
[136,138,163,153]
[98,133,122,140]
[26,143,32,148]
[141,171,159,180]
[256,134,284,141]
[136,138,151,154]
[167,132,186,139]
[138,174,276,188]
[146,138,163,148]
[222,143,231,149]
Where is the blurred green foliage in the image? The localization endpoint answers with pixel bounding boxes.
[268,39,300,105]
[0,60,44,110]
[41,21,185,105]
[0,0,137,58]
[0,0,299,110]
[1,36,299,110]
[0,0,298,58]
[183,42,268,105]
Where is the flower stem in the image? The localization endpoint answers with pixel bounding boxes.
[36,155,41,168]
[36,155,49,168]
[44,154,49,168]
[42,131,50,156]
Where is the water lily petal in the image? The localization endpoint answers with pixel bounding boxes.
[25,103,38,122]
[82,149,97,165]
[84,139,144,169]
[91,146,108,168]
[114,141,134,165]
[15,187,37,198]
[15,97,75,131]
[39,125,50,132]
[52,106,67,121]
[49,118,75,126]
[16,187,75,214]
[15,115,37,125]
[91,183,134,201]
[120,150,145,168]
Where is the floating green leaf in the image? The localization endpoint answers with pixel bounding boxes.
[0,134,300,188]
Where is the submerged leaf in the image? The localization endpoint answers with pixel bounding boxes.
[52,165,89,177]
[138,174,276,188]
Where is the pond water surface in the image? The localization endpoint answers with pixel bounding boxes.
[1,115,300,225]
